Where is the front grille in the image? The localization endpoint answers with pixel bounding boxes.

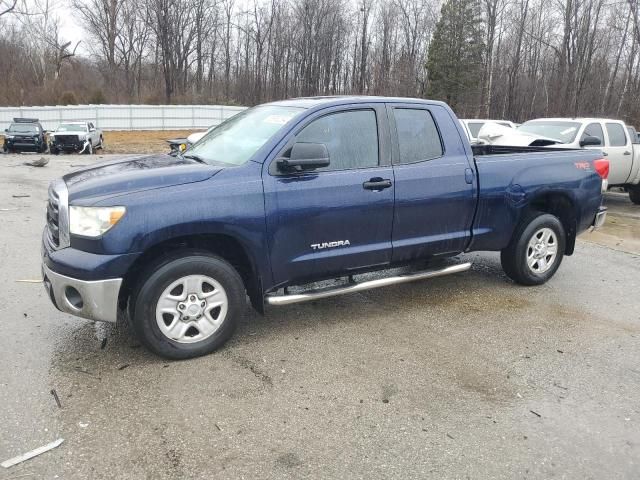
[47,186,60,247]
[15,136,37,144]
[46,180,69,249]
[54,135,79,146]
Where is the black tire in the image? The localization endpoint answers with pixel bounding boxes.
[98,136,104,149]
[131,252,245,359]
[500,212,566,286]
[629,186,640,205]
[51,147,60,155]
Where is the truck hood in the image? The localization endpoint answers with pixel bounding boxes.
[477,123,562,147]
[64,154,221,203]
[49,132,84,137]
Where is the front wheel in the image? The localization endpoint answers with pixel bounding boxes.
[501,213,566,286]
[131,253,245,359]
[629,186,640,205]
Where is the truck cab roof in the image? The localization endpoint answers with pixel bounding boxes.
[267,95,446,109]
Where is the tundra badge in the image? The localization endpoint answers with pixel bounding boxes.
[310,240,351,250]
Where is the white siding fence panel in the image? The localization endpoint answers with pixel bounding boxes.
[0,104,247,131]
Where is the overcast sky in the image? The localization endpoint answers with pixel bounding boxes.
[58,2,86,54]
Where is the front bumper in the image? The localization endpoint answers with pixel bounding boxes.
[42,263,122,323]
[4,139,42,151]
[590,206,607,231]
[50,139,87,152]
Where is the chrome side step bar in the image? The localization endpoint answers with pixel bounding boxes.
[265,262,472,306]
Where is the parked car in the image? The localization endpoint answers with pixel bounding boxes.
[511,119,640,204]
[49,122,104,154]
[459,119,516,143]
[166,126,215,155]
[42,96,607,359]
[3,118,47,153]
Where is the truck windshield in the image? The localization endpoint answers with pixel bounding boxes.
[517,121,581,143]
[8,124,38,133]
[186,105,304,166]
[57,124,86,132]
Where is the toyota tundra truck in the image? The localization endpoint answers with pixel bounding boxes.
[41,96,608,359]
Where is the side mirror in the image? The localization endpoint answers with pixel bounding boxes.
[580,135,601,147]
[277,142,330,172]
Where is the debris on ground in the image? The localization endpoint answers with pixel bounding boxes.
[23,157,49,167]
[1,438,64,468]
[117,364,130,371]
[12,194,30,198]
[100,338,107,350]
[529,410,542,418]
[0,208,19,212]
[50,389,62,409]
[15,279,43,283]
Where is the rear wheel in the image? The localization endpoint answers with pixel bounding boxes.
[629,186,640,205]
[131,253,245,359]
[97,136,104,150]
[501,212,566,286]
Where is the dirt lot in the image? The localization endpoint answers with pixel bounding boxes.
[1,130,203,155]
[0,155,639,479]
[101,130,202,154]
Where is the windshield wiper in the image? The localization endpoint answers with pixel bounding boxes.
[183,153,207,164]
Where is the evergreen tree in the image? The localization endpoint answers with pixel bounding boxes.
[426,0,485,111]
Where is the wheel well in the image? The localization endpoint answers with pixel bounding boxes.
[528,193,577,255]
[118,234,263,315]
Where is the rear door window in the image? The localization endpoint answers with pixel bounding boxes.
[393,108,443,164]
[606,123,627,146]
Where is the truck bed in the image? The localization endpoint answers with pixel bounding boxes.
[471,144,578,156]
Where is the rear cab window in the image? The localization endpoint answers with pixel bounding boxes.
[467,122,484,138]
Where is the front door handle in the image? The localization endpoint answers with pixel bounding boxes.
[363,177,392,191]
[602,151,608,156]
[624,151,631,156]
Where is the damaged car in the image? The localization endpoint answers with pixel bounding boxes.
[49,122,104,154]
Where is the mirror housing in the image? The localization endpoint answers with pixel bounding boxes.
[580,135,601,147]
[277,142,330,172]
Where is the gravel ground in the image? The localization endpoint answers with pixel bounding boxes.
[0,154,639,479]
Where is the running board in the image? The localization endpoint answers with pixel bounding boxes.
[265,262,472,306]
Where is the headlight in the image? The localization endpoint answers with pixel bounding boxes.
[5,135,14,139]
[69,206,126,237]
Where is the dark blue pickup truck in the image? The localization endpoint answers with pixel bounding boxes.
[42,96,608,359]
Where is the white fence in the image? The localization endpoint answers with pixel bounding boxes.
[0,104,247,131]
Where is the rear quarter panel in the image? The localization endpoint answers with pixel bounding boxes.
[469,149,604,252]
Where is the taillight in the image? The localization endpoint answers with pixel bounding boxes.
[593,158,609,179]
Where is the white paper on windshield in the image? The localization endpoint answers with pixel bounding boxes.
[264,115,294,125]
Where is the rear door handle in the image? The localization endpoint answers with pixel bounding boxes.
[363,177,392,191]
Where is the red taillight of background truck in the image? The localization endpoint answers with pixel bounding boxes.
[593,158,609,179]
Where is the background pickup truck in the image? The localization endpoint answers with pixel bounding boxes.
[49,121,104,154]
[495,118,640,204]
[41,96,608,359]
